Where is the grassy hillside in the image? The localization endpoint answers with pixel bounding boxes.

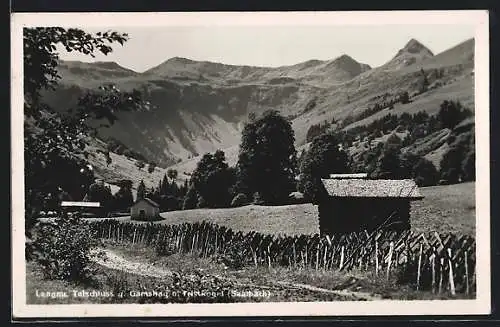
[43,38,473,170]
[100,182,475,236]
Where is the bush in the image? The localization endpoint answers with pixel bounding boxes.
[288,191,307,204]
[252,192,265,205]
[231,193,249,207]
[31,213,100,283]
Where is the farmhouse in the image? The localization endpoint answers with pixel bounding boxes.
[131,198,160,221]
[317,174,423,235]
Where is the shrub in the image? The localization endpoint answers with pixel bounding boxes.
[31,213,100,283]
[252,192,265,205]
[135,160,145,170]
[231,193,249,207]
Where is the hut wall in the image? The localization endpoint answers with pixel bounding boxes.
[318,197,411,235]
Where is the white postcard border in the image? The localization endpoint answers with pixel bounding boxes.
[11,10,491,318]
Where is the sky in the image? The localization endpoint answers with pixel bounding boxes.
[57,24,475,73]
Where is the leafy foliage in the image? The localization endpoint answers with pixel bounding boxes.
[186,150,236,208]
[87,181,113,215]
[399,91,410,104]
[147,162,156,174]
[31,213,100,282]
[305,121,330,143]
[113,179,134,211]
[412,157,439,186]
[236,110,298,205]
[298,133,350,202]
[24,27,145,236]
[167,168,179,181]
[231,193,249,207]
[24,27,129,111]
[136,180,146,201]
[437,100,472,129]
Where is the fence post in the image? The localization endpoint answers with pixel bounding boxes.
[439,257,444,294]
[293,243,297,268]
[323,246,328,270]
[464,250,469,295]
[386,241,394,280]
[339,246,345,270]
[447,248,456,296]
[417,243,423,291]
[315,244,319,270]
[430,252,436,293]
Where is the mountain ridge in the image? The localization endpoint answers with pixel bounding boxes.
[44,37,474,171]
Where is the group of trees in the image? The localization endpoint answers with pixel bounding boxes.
[182,151,236,209]
[356,134,440,187]
[172,110,299,210]
[136,170,189,212]
[438,121,475,184]
[305,120,331,143]
[298,133,350,202]
[159,98,474,211]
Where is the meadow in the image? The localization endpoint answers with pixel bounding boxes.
[27,182,477,304]
[94,182,476,236]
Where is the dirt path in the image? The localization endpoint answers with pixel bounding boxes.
[90,247,381,301]
[90,248,173,279]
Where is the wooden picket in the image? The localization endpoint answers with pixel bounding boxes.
[85,219,476,294]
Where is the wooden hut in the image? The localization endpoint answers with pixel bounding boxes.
[131,198,160,221]
[317,174,423,235]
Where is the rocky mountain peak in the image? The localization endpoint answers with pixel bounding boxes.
[398,38,434,57]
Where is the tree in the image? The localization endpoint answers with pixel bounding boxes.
[412,157,439,186]
[113,179,134,211]
[135,160,145,170]
[399,91,410,104]
[182,186,198,210]
[384,133,403,152]
[371,134,406,179]
[136,180,146,201]
[439,146,466,184]
[24,28,129,112]
[437,100,468,129]
[167,168,178,181]
[23,27,144,235]
[236,110,298,205]
[298,133,350,202]
[419,68,429,93]
[462,150,475,182]
[188,150,236,208]
[231,193,249,207]
[371,148,404,179]
[147,162,156,174]
[87,181,113,215]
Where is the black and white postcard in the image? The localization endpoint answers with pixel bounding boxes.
[11,10,491,318]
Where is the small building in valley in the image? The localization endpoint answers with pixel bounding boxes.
[131,198,160,221]
[317,174,423,235]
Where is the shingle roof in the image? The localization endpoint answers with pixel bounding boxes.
[320,178,423,199]
[134,197,160,207]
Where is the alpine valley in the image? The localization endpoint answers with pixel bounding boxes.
[40,38,475,189]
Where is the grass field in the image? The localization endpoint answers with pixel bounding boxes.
[28,182,476,304]
[98,182,476,236]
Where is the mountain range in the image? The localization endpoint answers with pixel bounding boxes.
[41,37,475,174]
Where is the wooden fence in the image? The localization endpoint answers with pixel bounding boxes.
[88,220,476,295]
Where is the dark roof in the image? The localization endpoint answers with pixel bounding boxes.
[320,178,423,199]
[134,197,160,207]
[329,173,368,179]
